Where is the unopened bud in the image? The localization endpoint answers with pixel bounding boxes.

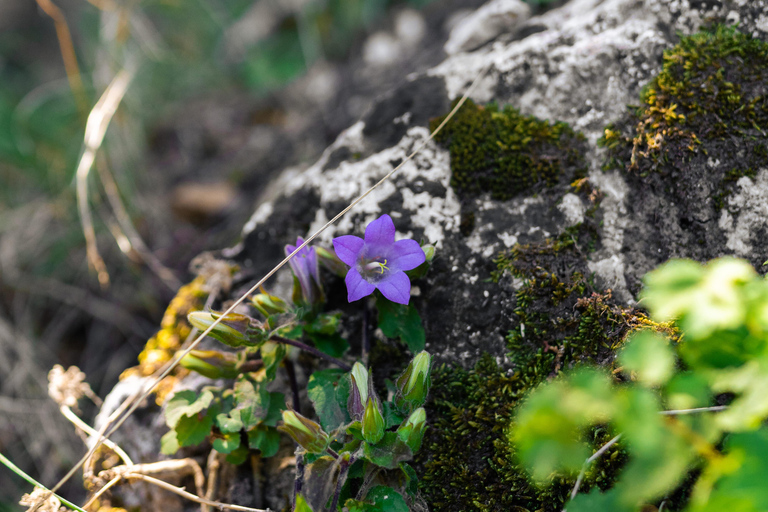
[347,362,369,420]
[187,311,254,348]
[362,396,385,445]
[179,350,240,379]
[422,244,435,262]
[278,410,329,454]
[397,407,426,452]
[251,292,288,317]
[396,351,432,411]
[316,246,348,277]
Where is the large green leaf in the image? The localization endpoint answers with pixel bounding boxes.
[376,299,425,352]
[308,368,351,431]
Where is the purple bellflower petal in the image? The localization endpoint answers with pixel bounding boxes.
[390,239,426,272]
[333,235,365,266]
[333,214,425,304]
[285,237,323,305]
[376,271,411,305]
[346,267,376,302]
[364,214,396,245]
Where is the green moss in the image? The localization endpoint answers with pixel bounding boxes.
[417,355,627,512]
[430,99,588,201]
[600,26,768,206]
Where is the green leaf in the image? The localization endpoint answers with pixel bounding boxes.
[234,375,271,430]
[212,432,241,454]
[619,330,675,386]
[164,389,214,428]
[307,331,350,358]
[363,486,409,512]
[376,299,425,352]
[261,341,286,382]
[307,369,351,431]
[248,425,281,457]
[225,443,250,465]
[306,312,342,335]
[160,430,180,455]
[294,495,314,512]
[511,368,617,481]
[175,412,214,447]
[302,456,338,512]
[400,463,419,497]
[263,392,286,427]
[362,432,413,469]
[216,412,243,434]
[698,429,768,511]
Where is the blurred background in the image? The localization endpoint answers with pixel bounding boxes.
[0,0,562,507]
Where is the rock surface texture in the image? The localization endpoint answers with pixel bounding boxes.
[235,0,768,367]
[99,0,768,510]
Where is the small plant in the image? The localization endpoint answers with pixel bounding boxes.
[512,257,768,511]
[161,214,435,510]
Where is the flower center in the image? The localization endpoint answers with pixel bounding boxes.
[358,256,390,282]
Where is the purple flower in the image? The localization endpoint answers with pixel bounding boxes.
[333,214,425,305]
[285,237,324,305]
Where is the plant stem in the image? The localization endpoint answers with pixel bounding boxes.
[328,455,353,512]
[271,336,351,371]
[0,451,88,512]
[284,358,301,415]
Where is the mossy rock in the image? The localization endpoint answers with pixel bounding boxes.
[604,26,768,280]
[430,99,588,201]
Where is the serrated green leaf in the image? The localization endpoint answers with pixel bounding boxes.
[213,432,241,454]
[261,341,286,381]
[308,368,351,431]
[164,389,214,428]
[620,330,675,386]
[247,425,281,457]
[234,375,271,430]
[376,299,425,352]
[160,430,180,455]
[175,412,214,447]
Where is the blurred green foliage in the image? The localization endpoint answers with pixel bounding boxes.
[512,257,768,511]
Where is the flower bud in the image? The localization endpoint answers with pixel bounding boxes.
[422,244,436,263]
[187,311,253,348]
[362,396,385,445]
[397,407,426,453]
[179,350,240,379]
[315,246,349,277]
[396,351,432,410]
[251,292,288,318]
[347,362,369,420]
[285,237,325,306]
[277,410,329,453]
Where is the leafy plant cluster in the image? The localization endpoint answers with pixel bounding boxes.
[160,234,434,510]
[513,257,768,511]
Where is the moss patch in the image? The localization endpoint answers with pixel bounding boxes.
[430,99,588,201]
[600,26,768,208]
[417,355,627,512]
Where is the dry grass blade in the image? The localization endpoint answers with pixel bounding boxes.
[75,69,134,289]
[34,0,88,115]
[96,154,182,291]
[47,64,490,498]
